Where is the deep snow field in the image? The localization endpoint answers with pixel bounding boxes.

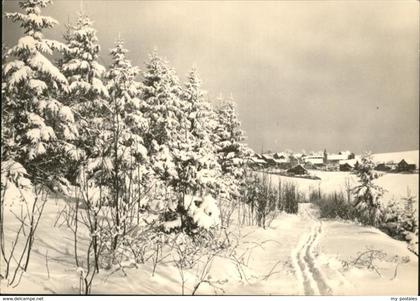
[1,190,418,295]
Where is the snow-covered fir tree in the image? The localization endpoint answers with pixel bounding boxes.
[170,69,222,233]
[352,152,385,226]
[2,0,77,185]
[60,12,109,159]
[106,38,149,180]
[58,12,112,272]
[59,11,109,182]
[105,38,150,248]
[141,52,187,185]
[1,43,10,160]
[1,43,8,67]
[176,68,221,195]
[142,55,222,232]
[213,96,252,199]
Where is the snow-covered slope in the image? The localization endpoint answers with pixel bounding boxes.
[372,150,418,166]
[1,199,417,295]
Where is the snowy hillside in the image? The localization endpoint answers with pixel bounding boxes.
[372,150,419,165]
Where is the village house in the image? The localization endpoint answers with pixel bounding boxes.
[339,158,359,171]
[303,155,324,167]
[287,164,307,175]
[372,150,418,173]
[255,153,264,160]
[276,161,292,169]
[249,156,266,168]
[261,154,274,161]
[374,163,394,172]
[270,157,292,169]
[265,157,278,167]
[269,157,292,169]
[327,153,349,163]
[396,159,416,173]
[273,152,287,160]
[249,152,293,169]
[339,162,353,172]
[251,150,360,172]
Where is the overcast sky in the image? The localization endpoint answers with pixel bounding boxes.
[3,0,419,154]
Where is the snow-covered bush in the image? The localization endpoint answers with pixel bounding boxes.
[70,162,112,293]
[0,160,48,287]
[240,173,287,228]
[1,160,33,200]
[184,194,220,229]
[380,196,418,252]
[283,182,299,214]
[311,190,356,220]
[162,193,220,235]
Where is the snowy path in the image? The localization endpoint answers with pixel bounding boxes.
[292,205,332,295]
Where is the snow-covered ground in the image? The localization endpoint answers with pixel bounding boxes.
[266,170,418,207]
[1,197,417,295]
[318,217,418,295]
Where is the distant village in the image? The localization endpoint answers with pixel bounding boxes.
[248,150,418,177]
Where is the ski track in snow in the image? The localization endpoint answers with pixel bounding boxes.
[293,207,332,295]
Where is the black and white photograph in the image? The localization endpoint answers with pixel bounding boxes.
[1,0,418,297]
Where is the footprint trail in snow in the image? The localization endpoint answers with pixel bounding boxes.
[293,207,332,295]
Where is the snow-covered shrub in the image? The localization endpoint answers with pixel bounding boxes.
[184,194,220,229]
[0,160,49,287]
[1,160,33,202]
[70,163,113,293]
[407,230,418,255]
[312,190,356,220]
[161,193,220,235]
[162,214,183,233]
[283,182,299,214]
[380,196,418,251]
[240,173,287,228]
